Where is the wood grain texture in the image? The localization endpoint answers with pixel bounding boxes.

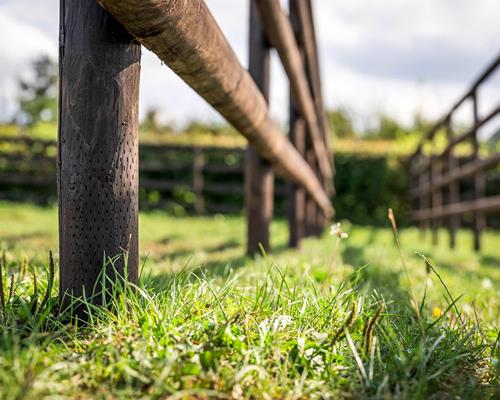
[255,0,333,192]
[288,0,322,237]
[96,0,333,217]
[471,93,486,251]
[446,120,460,248]
[245,0,274,255]
[292,0,334,198]
[58,0,141,303]
[287,96,306,248]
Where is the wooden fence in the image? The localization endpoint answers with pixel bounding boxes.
[409,53,500,250]
[0,136,292,214]
[56,0,334,301]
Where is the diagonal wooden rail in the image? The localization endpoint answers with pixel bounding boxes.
[97,0,333,217]
[409,53,500,251]
[255,0,333,193]
[58,0,334,304]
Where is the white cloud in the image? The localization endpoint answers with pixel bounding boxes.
[0,0,498,133]
[0,9,57,117]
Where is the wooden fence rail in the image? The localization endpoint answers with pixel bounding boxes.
[55,0,334,305]
[409,53,500,250]
[0,137,280,213]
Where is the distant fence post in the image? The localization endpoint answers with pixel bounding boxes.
[416,152,428,237]
[471,91,485,251]
[58,0,141,305]
[297,0,332,236]
[193,147,205,214]
[245,0,274,255]
[288,103,306,248]
[446,118,460,248]
[430,144,442,245]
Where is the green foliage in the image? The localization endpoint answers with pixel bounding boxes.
[365,114,410,140]
[0,202,498,398]
[140,108,173,134]
[17,56,58,127]
[327,107,356,138]
[184,120,238,136]
[334,153,409,225]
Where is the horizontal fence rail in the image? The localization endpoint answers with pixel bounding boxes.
[409,53,500,250]
[96,0,333,219]
[0,136,291,214]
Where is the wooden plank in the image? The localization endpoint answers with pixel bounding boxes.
[292,0,331,234]
[412,195,500,221]
[305,146,318,236]
[414,105,500,175]
[97,0,333,218]
[471,92,486,251]
[193,147,205,214]
[245,0,273,255]
[287,112,306,248]
[411,153,500,197]
[446,120,460,248]
[254,0,333,192]
[287,0,307,247]
[430,142,442,244]
[0,172,55,186]
[416,53,500,147]
[418,152,430,234]
[293,0,334,199]
[58,0,141,305]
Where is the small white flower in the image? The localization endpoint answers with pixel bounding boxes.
[297,335,306,354]
[310,331,328,342]
[330,223,348,239]
[271,314,293,332]
[462,303,473,315]
[259,315,293,336]
[482,278,493,289]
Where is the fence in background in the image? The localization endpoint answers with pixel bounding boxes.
[0,136,290,214]
[409,54,500,250]
[2,134,426,227]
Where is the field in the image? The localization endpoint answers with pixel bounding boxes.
[0,201,499,399]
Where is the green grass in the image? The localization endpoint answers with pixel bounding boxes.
[0,201,499,399]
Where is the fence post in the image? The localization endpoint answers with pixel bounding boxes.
[471,91,485,251]
[288,105,306,248]
[305,146,319,236]
[293,0,333,236]
[58,0,141,306]
[446,118,460,248]
[288,0,320,239]
[193,147,205,214]
[245,0,274,255]
[417,152,428,237]
[430,145,443,245]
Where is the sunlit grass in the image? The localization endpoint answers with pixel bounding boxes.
[0,202,499,398]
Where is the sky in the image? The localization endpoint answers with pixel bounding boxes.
[0,0,499,132]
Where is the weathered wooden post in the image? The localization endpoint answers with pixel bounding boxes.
[446,118,460,248]
[288,0,324,241]
[288,0,308,245]
[305,146,319,236]
[58,0,141,304]
[471,91,485,251]
[415,150,427,237]
[97,0,333,219]
[245,0,274,255]
[288,100,306,248]
[193,147,205,215]
[430,146,442,245]
[295,0,333,236]
[255,0,333,193]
